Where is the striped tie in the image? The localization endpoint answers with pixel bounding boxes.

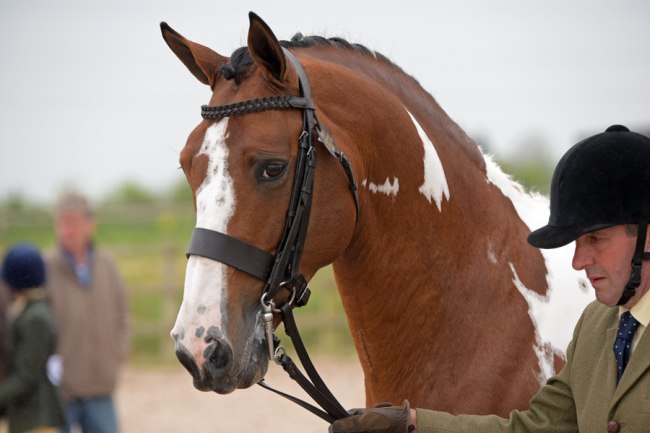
[613,311,640,384]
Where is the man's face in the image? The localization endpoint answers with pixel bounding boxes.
[55,210,96,255]
[572,225,648,307]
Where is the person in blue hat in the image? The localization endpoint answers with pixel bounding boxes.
[0,243,66,433]
[328,125,650,433]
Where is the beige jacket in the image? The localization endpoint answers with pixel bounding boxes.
[45,248,128,399]
[416,300,650,432]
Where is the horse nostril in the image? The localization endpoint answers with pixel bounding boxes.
[174,343,208,390]
[203,338,233,371]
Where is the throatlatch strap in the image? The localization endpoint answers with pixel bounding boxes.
[187,228,273,281]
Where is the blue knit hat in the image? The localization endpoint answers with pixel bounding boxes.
[1,243,46,291]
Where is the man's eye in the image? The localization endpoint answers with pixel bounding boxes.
[261,162,286,180]
[588,235,603,243]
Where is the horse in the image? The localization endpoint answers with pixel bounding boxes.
[160,12,593,417]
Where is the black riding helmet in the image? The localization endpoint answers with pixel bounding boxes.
[528,124,650,305]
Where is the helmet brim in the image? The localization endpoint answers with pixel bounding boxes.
[527,225,581,249]
[528,223,617,249]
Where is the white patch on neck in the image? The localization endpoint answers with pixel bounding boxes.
[406,110,450,211]
[171,120,235,355]
[484,153,593,383]
[361,177,399,198]
[509,263,557,384]
[487,241,497,264]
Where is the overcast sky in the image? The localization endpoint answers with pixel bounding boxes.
[1,0,649,203]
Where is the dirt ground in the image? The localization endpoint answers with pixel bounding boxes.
[116,358,365,433]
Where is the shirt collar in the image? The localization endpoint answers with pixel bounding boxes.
[620,288,650,327]
[60,244,94,288]
[60,243,94,268]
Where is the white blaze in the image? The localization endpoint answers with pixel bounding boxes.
[407,110,450,211]
[172,120,236,362]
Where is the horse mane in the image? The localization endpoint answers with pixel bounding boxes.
[221,32,484,168]
[221,33,407,84]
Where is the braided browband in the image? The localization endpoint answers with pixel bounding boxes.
[201,95,312,119]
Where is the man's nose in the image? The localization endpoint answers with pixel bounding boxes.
[572,243,592,270]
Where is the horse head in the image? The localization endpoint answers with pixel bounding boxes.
[161,13,358,394]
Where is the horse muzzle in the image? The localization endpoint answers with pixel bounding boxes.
[174,337,237,393]
[174,328,270,394]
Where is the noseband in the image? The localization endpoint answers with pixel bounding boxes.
[186,48,357,422]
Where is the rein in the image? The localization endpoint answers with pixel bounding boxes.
[186,48,358,422]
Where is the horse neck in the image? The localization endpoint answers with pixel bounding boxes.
[324,53,549,366]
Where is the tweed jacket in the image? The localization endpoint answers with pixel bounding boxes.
[45,248,128,399]
[0,298,66,433]
[416,300,650,432]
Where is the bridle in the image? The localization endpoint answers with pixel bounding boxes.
[186,48,358,422]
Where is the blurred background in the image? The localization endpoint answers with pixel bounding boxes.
[1,0,649,431]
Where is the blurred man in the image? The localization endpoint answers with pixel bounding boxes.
[45,192,128,433]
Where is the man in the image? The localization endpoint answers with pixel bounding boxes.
[329,125,650,433]
[0,243,66,433]
[45,192,128,433]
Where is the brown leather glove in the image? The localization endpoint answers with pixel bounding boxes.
[329,400,414,433]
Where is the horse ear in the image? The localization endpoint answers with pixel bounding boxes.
[247,12,286,82]
[160,22,227,87]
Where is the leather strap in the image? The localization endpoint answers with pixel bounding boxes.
[257,380,335,423]
[187,227,274,281]
[279,303,348,418]
[257,303,350,422]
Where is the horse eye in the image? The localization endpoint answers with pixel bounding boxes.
[261,162,287,180]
